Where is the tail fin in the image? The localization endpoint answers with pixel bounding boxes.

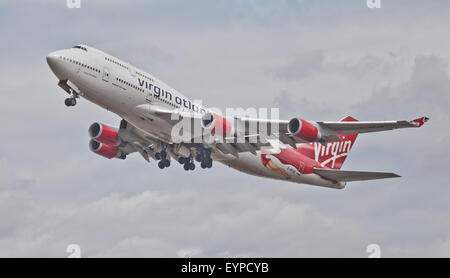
[297,116,358,169]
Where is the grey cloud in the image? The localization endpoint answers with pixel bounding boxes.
[0,184,367,257]
[353,55,450,121]
[270,53,450,257]
[269,50,324,81]
[272,90,339,120]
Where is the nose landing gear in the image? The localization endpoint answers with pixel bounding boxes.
[64,89,79,107]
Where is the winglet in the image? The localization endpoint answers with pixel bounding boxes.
[411,116,430,127]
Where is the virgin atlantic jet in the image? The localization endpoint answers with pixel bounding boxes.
[46,45,429,189]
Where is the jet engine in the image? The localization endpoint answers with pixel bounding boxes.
[201,112,234,137]
[89,140,125,159]
[287,118,322,142]
[88,122,121,146]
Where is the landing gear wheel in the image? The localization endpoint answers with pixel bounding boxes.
[164,159,170,167]
[206,159,212,168]
[65,98,71,106]
[158,161,165,169]
[189,163,195,171]
[183,163,190,171]
[155,153,161,160]
[65,98,76,107]
[200,162,206,169]
[178,157,187,164]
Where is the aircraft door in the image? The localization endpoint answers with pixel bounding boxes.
[146,91,153,103]
[128,66,136,77]
[102,67,110,82]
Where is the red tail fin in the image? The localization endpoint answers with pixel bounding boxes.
[296,116,358,169]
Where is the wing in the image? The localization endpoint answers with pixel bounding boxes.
[314,168,400,182]
[133,102,429,157]
[221,116,429,154]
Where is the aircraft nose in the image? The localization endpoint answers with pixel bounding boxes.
[46,52,59,67]
[46,51,66,79]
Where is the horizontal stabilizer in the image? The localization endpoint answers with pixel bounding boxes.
[314,168,400,182]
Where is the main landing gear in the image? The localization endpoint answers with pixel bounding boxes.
[178,148,213,171]
[65,89,79,107]
[195,148,213,169]
[178,156,195,171]
[153,144,213,171]
[155,149,171,169]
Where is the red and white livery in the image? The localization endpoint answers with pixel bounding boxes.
[47,45,429,189]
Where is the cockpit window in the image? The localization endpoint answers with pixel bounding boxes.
[72,45,88,52]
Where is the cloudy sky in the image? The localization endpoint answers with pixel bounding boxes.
[0,0,449,257]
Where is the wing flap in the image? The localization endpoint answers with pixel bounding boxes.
[314,168,400,182]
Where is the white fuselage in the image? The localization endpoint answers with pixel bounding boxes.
[46,45,343,189]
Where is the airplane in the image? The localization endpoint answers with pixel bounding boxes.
[46,44,429,189]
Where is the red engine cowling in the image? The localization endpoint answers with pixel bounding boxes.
[288,118,322,142]
[201,112,234,137]
[89,140,125,159]
[88,122,121,146]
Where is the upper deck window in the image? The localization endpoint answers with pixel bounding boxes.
[72,45,88,52]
